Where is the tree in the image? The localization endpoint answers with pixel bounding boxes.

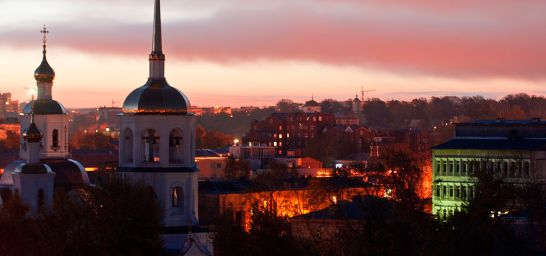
[0,131,19,150]
[0,175,164,255]
[381,150,424,211]
[276,99,301,113]
[362,98,394,128]
[39,175,164,255]
[224,156,250,180]
[202,130,233,149]
[69,132,114,150]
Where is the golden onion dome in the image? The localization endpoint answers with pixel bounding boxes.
[34,48,55,83]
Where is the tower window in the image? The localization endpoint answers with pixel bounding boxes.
[52,129,59,150]
[169,129,183,163]
[171,186,184,209]
[142,129,160,163]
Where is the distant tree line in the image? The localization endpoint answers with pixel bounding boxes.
[361,93,546,129]
[197,107,276,137]
[197,94,546,137]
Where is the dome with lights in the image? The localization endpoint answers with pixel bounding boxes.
[122,0,190,115]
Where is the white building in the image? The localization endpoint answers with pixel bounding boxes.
[302,98,321,114]
[0,29,90,212]
[119,1,211,254]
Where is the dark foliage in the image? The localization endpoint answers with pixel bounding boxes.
[0,175,164,256]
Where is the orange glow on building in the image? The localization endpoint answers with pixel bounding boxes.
[211,185,383,230]
[84,167,99,172]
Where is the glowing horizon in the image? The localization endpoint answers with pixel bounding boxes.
[0,0,545,108]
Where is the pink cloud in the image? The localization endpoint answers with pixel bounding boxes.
[1,2,545,80]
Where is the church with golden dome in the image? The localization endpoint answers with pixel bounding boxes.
[0,26,90,213]
[0,1,211,255]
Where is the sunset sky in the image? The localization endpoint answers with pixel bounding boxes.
[0,0,545,108]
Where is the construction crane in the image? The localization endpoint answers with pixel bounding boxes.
[360,85,376,101]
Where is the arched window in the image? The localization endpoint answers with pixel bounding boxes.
[142,129,159,163]
[171,186,184,208]
[169,129,183,163]
[124,128,134,163]
[37,189,45,209]
[52,129,59,150]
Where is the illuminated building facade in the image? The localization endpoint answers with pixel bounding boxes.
[245,112,335,157]
[0,92,19,119]
[432,119,546,218]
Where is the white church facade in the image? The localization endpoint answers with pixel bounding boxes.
[0,0,212,255]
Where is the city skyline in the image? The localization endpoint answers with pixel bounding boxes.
[1,0,545,108]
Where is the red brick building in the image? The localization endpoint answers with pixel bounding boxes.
[245,112,336,157]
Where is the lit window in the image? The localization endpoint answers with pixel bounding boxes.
[171,187,184,208]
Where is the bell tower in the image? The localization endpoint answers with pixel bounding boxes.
[119,0,199,229]
[20,26,69,160]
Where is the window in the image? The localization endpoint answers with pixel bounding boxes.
[442,185,447,198]
[469,186,475,199]
[461,186,467,199]
[455,186,460,199]
[171,186,184,208]
[169,129,183,163]
[142,129,160,163]
[449,186,454,198]
[436,186,441,197]
[52,129,59,149]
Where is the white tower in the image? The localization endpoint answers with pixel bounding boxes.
[352,94,362,114]
[13,114,55,213]
[120,0,198,228]
[20,26,69,160]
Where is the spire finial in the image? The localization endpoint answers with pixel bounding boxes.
[40,25,49,54]
[152,0,162,54]
[149,0,166,79]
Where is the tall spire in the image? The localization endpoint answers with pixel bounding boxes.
[152,0,162,55]
[149,0,165,79]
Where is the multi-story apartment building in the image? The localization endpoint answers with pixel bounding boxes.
[245,112,336,157]
[432,119,546,218]
[0,92,19,119]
